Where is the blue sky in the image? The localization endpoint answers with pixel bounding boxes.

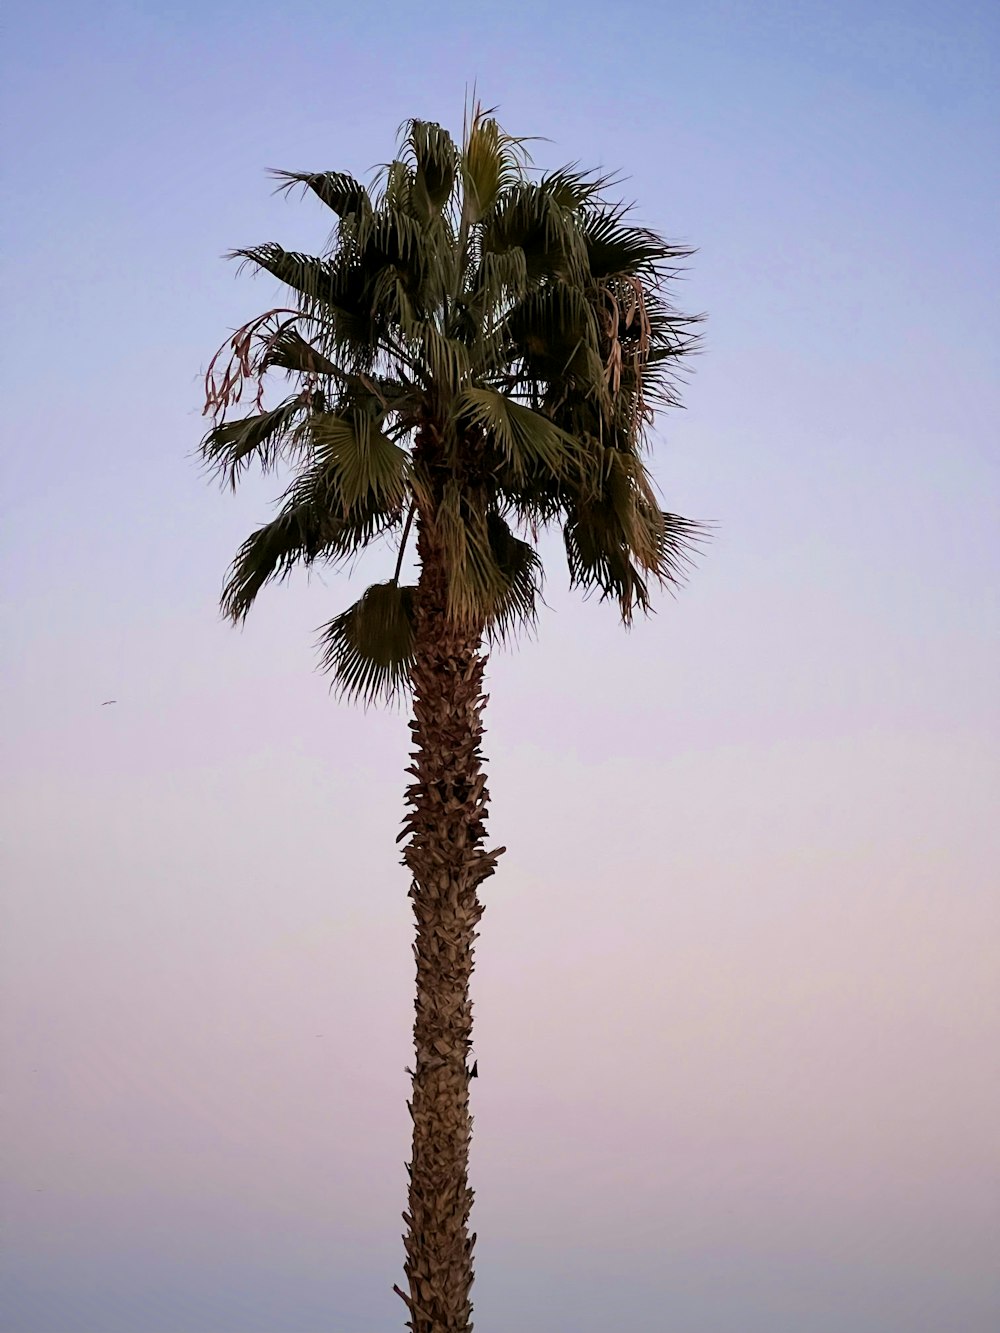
[2,3,998,1331]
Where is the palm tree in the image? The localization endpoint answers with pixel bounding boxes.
[200,106,701,1332]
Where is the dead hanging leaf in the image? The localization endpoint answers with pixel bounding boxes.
[202,307,309,423]
[595,274,653,420]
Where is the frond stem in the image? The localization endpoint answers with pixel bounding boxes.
[379,335,426,383]
[393,500,416,583]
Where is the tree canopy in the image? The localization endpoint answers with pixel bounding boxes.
[201,107,703,703]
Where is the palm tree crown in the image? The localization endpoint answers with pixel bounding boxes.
[201,107,702,700]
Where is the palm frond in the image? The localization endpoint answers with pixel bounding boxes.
[501,281,602,386]
[455,387,582,482]
[368,265,420,339]
[565,502,706,621]
[461,108,530,225]
[221,492,404,623]
[260,327,342,379]
[271,170,374,222]
[221,500,327,622]
[419,326,471,398]
[655,511,709,584]
[469,246,529,312]
[402,120,459,216]
[231,244,340,311]
[580,206,694,280]
[304,411,410,515]
[201,397,308,488]
[318,581,416,705]
[433,480,499,627]
[564,511,652,620]
[482,182,588,283]
[430,484,544,635]
[484,513,543,643]
[538,166,619,210]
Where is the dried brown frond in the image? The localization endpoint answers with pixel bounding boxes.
[202,307,308,423]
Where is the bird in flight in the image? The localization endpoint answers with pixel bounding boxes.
[101,700,117,706]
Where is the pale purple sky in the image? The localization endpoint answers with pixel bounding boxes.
[2,2,998,1330]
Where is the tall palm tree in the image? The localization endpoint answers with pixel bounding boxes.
[200,106,701,1332]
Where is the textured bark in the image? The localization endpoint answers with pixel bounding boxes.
[394,514,502,1333]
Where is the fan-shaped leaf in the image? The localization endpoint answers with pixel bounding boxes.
[502,281,601,384]
[271,170,373,222]
[221,501,330,622]
[307,412,410,514]
[462,111,530,225]
[221,496,402,623]
[581,206,695,280]
[201,397,307,487]
[318,581,416,705]
[484,513,543,643]
[455,387,581,482]
[232,244,338,306]
[483,183,587,282]
[565,503,706,621]
[405,120,459,214]
[260,328,341,379]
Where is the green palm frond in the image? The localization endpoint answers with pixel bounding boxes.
[482,182,588,283]
[433,480,500,627]
[484,513,543,642]
[368,265,419,338]
[580,205,693,280]
[461,108,531,225]
[501,281,602,386]
[317,581,416,704]
[564,510,652,619]
[229,241,314,287]
[221,495,401,623]
[468,246,529,313]
[419,326,472,398]
[270,169,374,222]
[429,486,545,634]
[402,120,459,216]
[537,166,617,211]
[260,327,342,379]
[305,411,410,515]
[232,244,343,313]
[655,511,707,585]
[454,387,583,482]
[565,501,704,620]
[201,397,309,488]
[362,208,427,273]
[221,500,330,622]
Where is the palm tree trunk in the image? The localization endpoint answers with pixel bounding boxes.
[395,516,503,1332]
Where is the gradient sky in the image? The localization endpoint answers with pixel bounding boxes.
[2,2,998,1331]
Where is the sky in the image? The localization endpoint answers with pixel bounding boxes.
[1,1,998,1330]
